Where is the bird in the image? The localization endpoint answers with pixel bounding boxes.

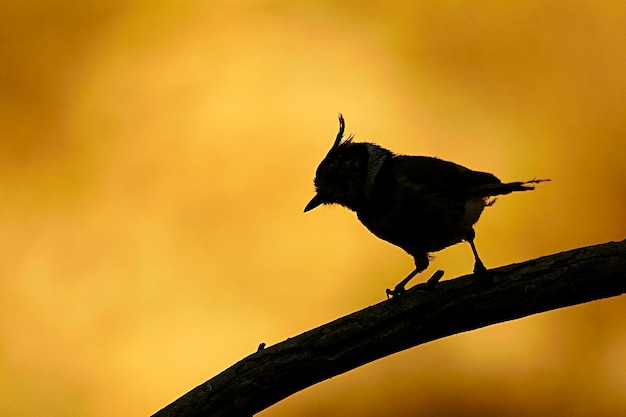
[304,114,549,298]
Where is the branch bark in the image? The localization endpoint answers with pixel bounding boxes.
[152,240,626,417]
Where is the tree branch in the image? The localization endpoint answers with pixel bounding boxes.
[152,240,626,417]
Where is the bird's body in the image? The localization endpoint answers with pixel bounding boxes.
[305,115,548,296]
[358,155,490,261]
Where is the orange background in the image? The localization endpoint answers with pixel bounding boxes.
[1,1,625,416]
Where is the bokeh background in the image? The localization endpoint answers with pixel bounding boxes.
[1,1,625,416]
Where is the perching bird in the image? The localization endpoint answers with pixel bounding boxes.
[304,114,548,297]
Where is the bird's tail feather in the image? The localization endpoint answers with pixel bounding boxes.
[472,178,550,198]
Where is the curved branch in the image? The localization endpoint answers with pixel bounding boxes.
[153,240,626,417]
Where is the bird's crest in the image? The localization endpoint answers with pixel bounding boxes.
[327,113,354,155]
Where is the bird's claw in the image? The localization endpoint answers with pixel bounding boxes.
[473,262,493,285]
[386,270,444,299]
[386,285,405,299]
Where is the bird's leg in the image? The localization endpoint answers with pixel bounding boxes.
[467,235,492,284]
[386,268,419,299]
[386,254,441,299]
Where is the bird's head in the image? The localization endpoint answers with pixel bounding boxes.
[304,114,392,213]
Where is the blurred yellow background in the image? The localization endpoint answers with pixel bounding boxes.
[1,1,625,416]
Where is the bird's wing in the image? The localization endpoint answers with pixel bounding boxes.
[391,155,500,195]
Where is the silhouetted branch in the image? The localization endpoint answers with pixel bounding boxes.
[152,240,626,417]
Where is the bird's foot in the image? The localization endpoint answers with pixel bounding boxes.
[386,270,444,299]
[385,279,410,299]
[473,262,493,285]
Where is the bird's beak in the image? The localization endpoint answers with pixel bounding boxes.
[304,194,324,212]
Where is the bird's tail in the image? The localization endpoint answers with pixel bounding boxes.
[471,178,550,198]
